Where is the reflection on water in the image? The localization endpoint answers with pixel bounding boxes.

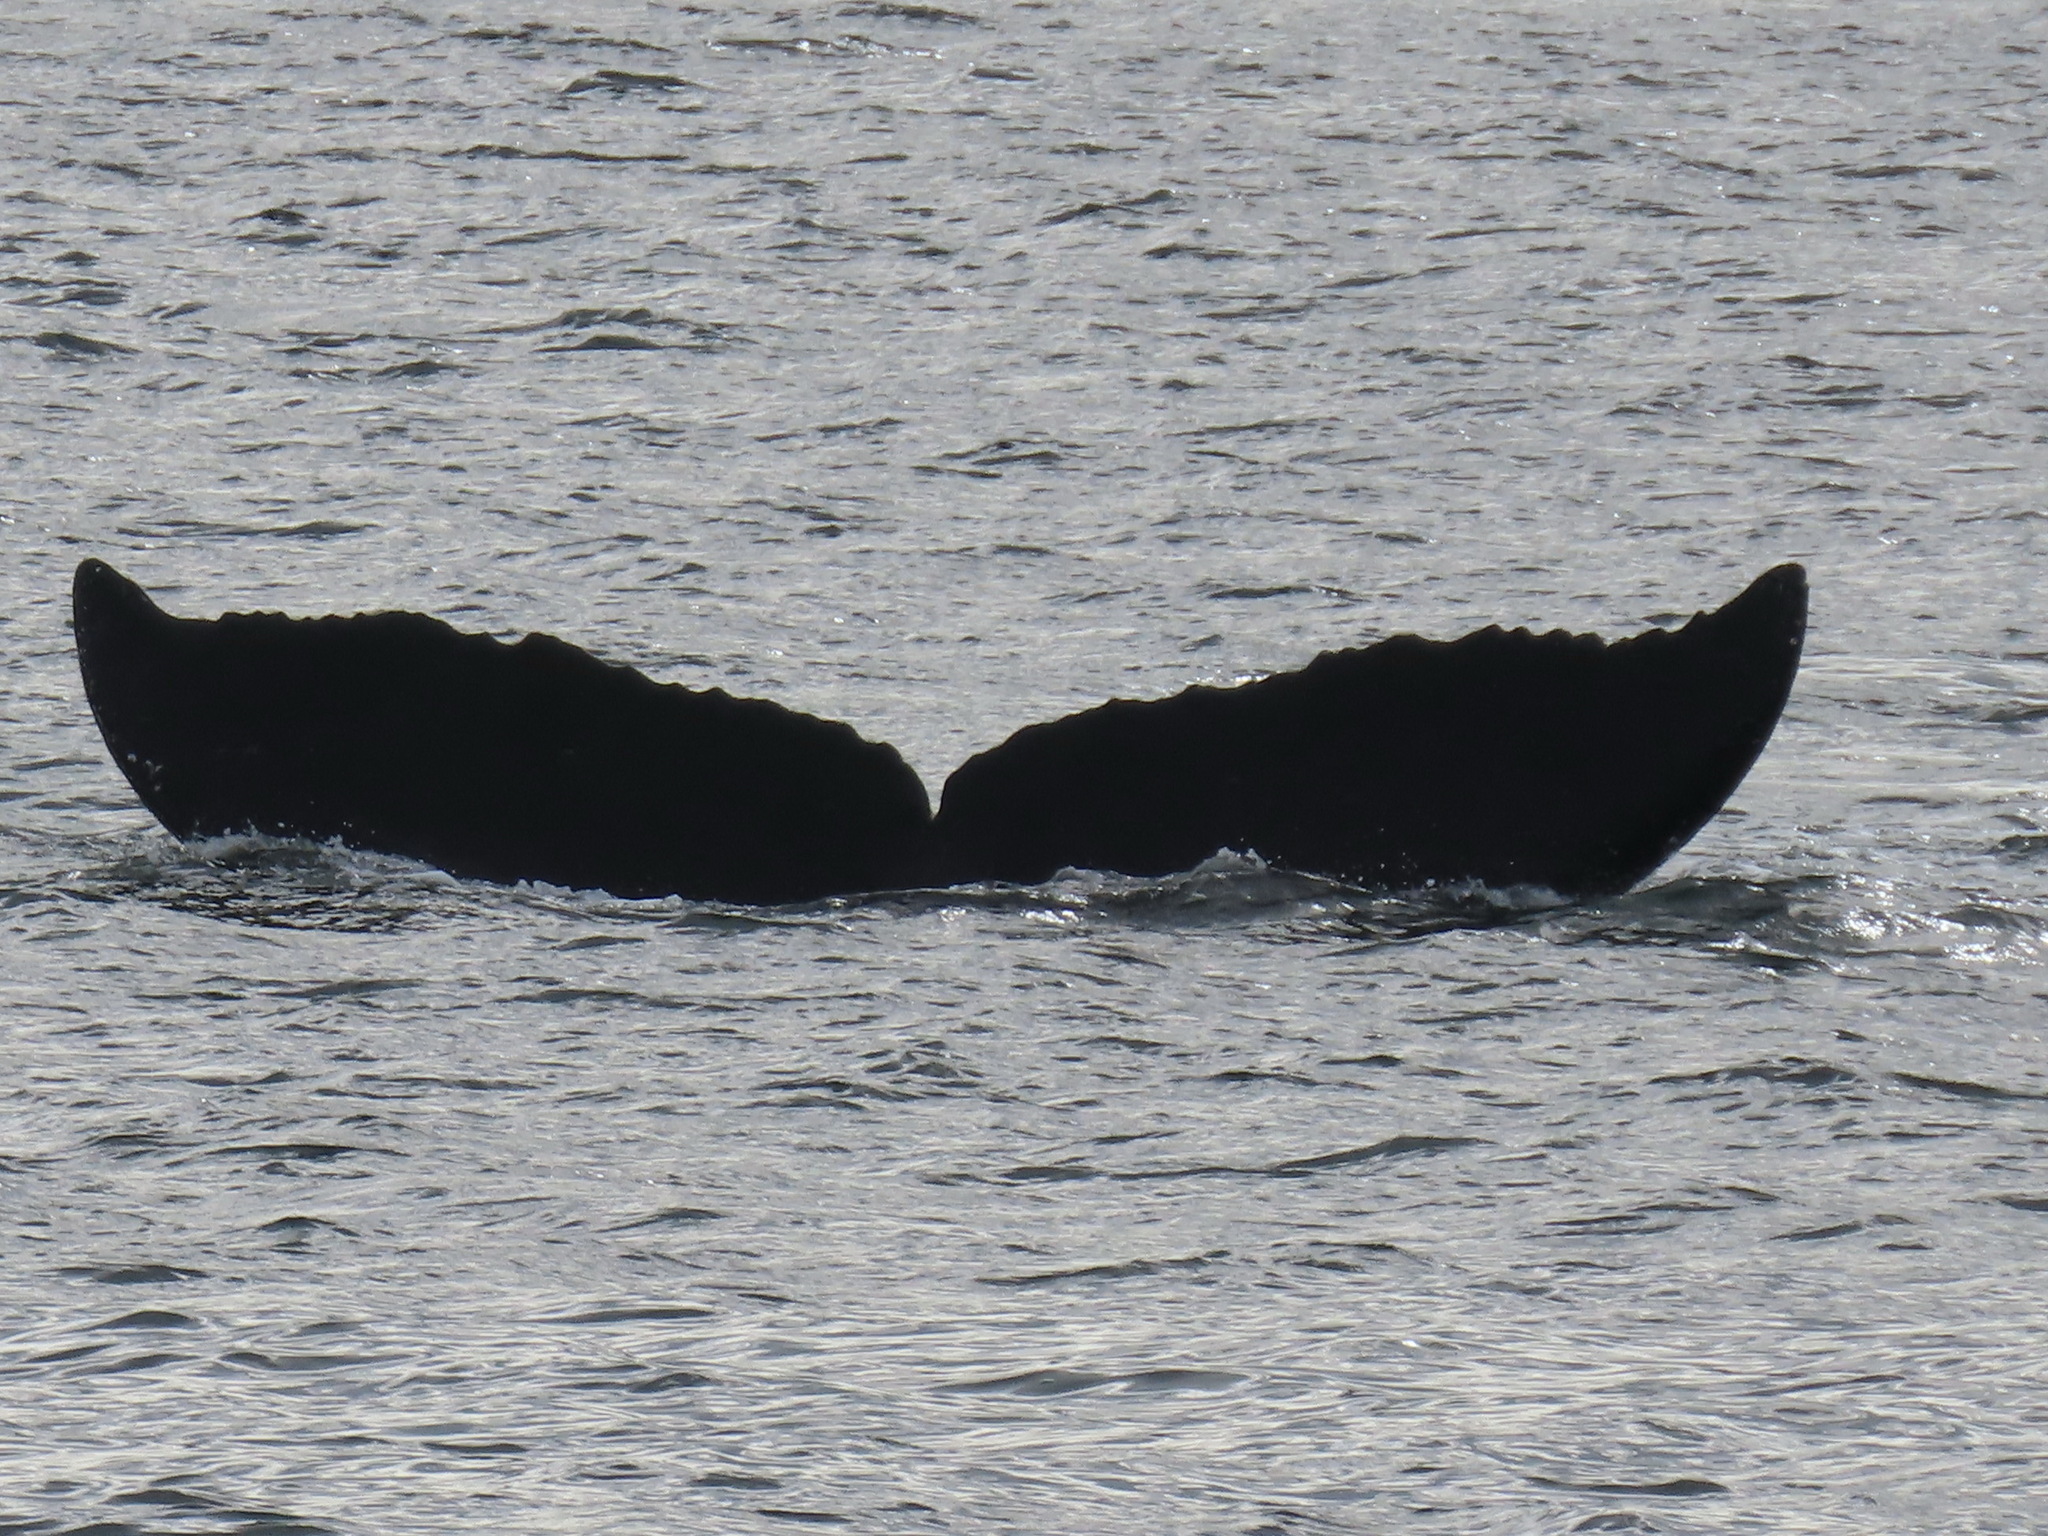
[3,1,2046,1533]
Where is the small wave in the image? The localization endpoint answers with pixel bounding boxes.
[114,515,375,540]
[625,1369,719,1393]
[64,832,2040,965]
[1543,1208,1708,1240]
[1041,188,1177,226]
[750,1073,923,1107]
[754,1508,853,1526]
[874,852,1413,930]
[374,357,462,378]
[1533,874,2048,967]
[605,1207,726,1232]
[839,3,985,25]
[1327,880,1569,946]
[1528,1475,1728,1497]
[539,333,666,353]
[1269,1133,1484,1175]
[60,1263,206,1285]
[420,1439,529,1458]
[696,1471,781,1489]
[545,1304,717,1325]
[1203,581,1361,602]
[223,1348,390,1372]
[260,1216,361,1240]
[29,328,138,358]
[55,831,490,932]
[860,1043,983,1092]
[1539,874,1816,948]
[91,1310,200,1331]
[451,143,695,166]
[560,1365,718,1393]
[444,24,678,56]
[984,1132,1483,1189]
[940,1365,1244,1396]
[977,1252,1221,1287]
[1770,1220,1868,1243]
[1892,1071,2048,1104]
[199,1141,399,1164]
[1279,1240,1427,1273]
[561,69,705,95]
[1651,1057,1863,1100]
[712,34,915,58]
[100,1484,339,1534]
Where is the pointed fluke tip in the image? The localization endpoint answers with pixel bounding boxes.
[73,557,162,633]
[1743,560,1807,609]
[1752,560,1807,610]
[1732,560,1808,649]
[1683,561,1806,656]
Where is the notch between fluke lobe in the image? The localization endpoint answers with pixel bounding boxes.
[71,559,1806,905]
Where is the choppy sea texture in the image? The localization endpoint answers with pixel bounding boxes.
[2,2,2046,1533]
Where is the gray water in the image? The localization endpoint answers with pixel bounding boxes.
[3,3,2047,1532]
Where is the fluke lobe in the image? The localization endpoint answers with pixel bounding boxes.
[72,559,1806,905]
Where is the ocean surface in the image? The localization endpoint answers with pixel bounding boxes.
[3,3,2046,1532]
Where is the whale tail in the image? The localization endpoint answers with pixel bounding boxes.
[931,565,1806,899]
[73,559,1805,904]
[72,559,935,904]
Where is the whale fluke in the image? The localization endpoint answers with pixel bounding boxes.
[71,559,1805,904]
[933,564,1807,899]
[71,559,933,904]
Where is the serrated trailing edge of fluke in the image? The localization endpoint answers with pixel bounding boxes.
[71,558,1806,905]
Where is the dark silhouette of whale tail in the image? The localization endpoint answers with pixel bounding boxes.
[72,558,935,904]
[72,558,1806,904]
[931,564,1805,899]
